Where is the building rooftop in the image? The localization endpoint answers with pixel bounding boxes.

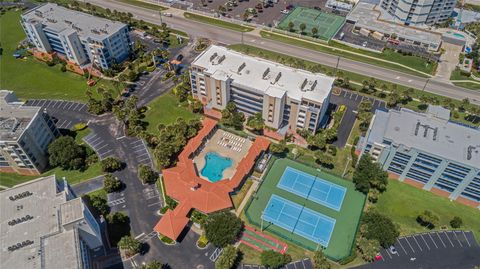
[22,3,126,40]
[192,45,334,103]
[347,2,442,46]
[0,90,40,141]
[0,176,83,269]
[368,107,480,168]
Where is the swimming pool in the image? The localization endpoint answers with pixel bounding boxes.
[201,152,232,182]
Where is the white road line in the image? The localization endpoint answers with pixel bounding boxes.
[397,239,408,255]
[444,231,454,247]
[134,232,145,239]
[147,201,162,207]
[91,141,105,148]
[63,102,70,109]
[71,103,80,111]
[89,136,103,144]
[403,237,415,253]
[79,104,87,111]
[132,144,145,149]
[52,101,59,108]
[117,136,126,140]
[134,148,146,153]
[137,157,151,163]
[420,234,430,250]
[96,144,109,151]
[436,232,447,248]
[31,100,39,106]
[44,100,51,107]
[428,233,438,248]
[462,231,471,247]
[453,231,463,247]
[412,236,423,251]
[130,140,144,146]
[384,249,392,259]
[67,102,74,110]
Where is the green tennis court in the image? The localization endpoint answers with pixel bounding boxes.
[244,158,366,261]
[277,7,345,40]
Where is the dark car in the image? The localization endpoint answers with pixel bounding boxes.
[176,54,184,61]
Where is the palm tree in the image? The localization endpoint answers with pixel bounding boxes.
[299,23,306,34]
[288,21,295,32]
[311,27,318,37]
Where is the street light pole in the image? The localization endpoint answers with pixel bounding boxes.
[241,31,244,44]
[334,56,340,75]
[159,10,163,25]
[422,78,430,91]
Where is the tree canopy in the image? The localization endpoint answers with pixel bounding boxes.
[221,102,245,130]
[260,250,292,269]
[353,155,388,194]
[215,245,238,269]
[362,210,399,247]
[118,236,141,257]
[246,112,264,133]
[138,165,158,184]
[204,211,243,247]
[101,156,123,172]
[104,174,122,193]
[48,136,86,170]
[313,250,330,269]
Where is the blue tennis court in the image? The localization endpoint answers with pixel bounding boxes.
[277,167,346,211]
[262,194,336,247]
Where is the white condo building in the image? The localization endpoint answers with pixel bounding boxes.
[21,3,131,69]
[190,46,334,133]
[379,0,457,25]
[0,175,105,269]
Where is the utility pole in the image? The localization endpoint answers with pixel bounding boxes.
[241,31,244,44]
[334,56,340,75]
[159,9,163,25]
[422,78,429,91]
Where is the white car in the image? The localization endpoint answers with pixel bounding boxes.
[162,12,173,17]
[362,41,368,47]
[281,9,289,14]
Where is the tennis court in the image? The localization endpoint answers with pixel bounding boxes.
[263,195,335,247]
[244,158,366,261]
[277,7,345,40]
[278,167,346,211]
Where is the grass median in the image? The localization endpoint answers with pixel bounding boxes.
[184,12,253,32]
[260,30,435,77]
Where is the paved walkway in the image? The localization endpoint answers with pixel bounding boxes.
[436,42,462,81]
[235,180,258,216]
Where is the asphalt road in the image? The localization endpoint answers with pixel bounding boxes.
[87,0,480,105]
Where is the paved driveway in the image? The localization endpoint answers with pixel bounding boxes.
[22,99,90,129]
[355,231,480,269]
[240,258,314,269]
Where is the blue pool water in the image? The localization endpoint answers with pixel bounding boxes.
[201,152,232,182]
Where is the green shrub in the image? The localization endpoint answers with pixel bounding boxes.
[450,216,463,228]
[73,122,87,131]
[146,65,156,72]
[197,235,209,248]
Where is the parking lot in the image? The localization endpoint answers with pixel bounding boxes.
[356,231,480,269]
[330,88,386,148]
[240,258,313,269]
[119,138,153,167]
[23,99,90,130]
[23,99,88,113]
[83,132,115,160]
[333,22,385,51]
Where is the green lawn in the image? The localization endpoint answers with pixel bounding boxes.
[143,91,199,134]
[452,81,480,90]
[115,0,168,10]
[260,31,434,76]
[244,158,366,261]
[184,12,254,32]
[231,178,254,209]
[374,179,480,242]
[0,11,116,101]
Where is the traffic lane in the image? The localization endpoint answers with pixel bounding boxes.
[358,231,480,269]
[71,175,105,197]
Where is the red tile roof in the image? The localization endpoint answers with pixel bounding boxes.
[154,118,270,240]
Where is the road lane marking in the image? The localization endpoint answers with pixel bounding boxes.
[397,239,408,254]
[462,231,471,247]
[403,237,415,253]
[420,234,430,250]
[453,231,463,247]
[444,231,454,247]
[412,236,423,251]
[436,232,447,248]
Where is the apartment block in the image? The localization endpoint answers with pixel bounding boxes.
[21,3,131,69]
[0,90,60,175]
[190,46,334,133]
[0,175,105,269]
[380,0,456,25]
[358,106,480,208]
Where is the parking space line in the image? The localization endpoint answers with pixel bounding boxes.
[461,231,471,247]
[44,100,52,107]
[137,157,151,163]
[76,104,85,111]
[444,232,455,247]
[134,148,146,153]
[40,100,47,106]
[420,234,430,250]
[402,237,415,253]
[383,248,392,259]
[96,144,109,151]
[51,101,58,108]
[31,100,39,106]
[100,149,113,156]
[79,104,87,111]
[397,239,408,255]
[89,136,103,144]
[63,102,70,109]
[428,233,438,248]
[452,232,463,247]
[131,143,145,149]
[436,232,447,248]
[66,102,74,110]
[136,153,149,159]
[412,236,423,251]
[71,103,79,111]
[84,134,98,142]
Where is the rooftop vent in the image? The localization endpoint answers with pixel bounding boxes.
[237,62,246,73]
[210,52,218,62]
[300,78,308,91]
[467,145,479,161]
[262,68,270,79]
[310,80,317,91]
[8,191,33,202]
[91,29,100,35]
[271,72,282,85]
[34,10,43,17]
[64,20,72,25]
[8,215,34,226]
[217,55,226,64]
[46,18,57,23]
[7,240,34,252]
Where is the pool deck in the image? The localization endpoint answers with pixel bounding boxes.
[193,129,252,181]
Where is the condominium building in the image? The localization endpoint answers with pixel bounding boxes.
[358,106,480,208]
[0,175,105,269]
[190,46,334,133]
[379,0,456,25]
[0,90,60,175]
[21,3,131,69]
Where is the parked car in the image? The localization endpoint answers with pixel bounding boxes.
[281,9,289,14]
[362,41,368,47]
[286,4,294,10]
[314,6,321,10]
[162,12,173,17]
[255,3,263,10]
[339,32,345,40]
